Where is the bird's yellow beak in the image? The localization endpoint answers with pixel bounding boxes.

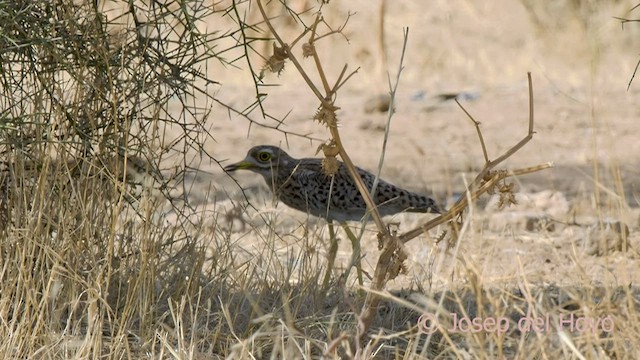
[224,159,254,172]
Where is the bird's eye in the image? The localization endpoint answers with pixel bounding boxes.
[257,151,271,162]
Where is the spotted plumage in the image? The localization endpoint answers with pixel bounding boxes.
[224,145,442,222]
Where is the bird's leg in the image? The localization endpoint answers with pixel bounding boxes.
[322,220,339,290]
[340,223,364,287]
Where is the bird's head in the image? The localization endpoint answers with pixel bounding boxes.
[224,145,294,177]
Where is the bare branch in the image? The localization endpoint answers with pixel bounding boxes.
[399,72,543,244]
[455,98,489,164]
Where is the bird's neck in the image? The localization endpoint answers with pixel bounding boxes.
[260,165,293,192]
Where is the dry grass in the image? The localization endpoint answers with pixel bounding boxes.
[1,0,639,359]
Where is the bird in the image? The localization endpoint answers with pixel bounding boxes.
[223,145,442,222]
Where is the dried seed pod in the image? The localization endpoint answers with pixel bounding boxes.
[321,156,339,176]
[262,43,288,77]
[302,42,315,58]
[313,105,338,127]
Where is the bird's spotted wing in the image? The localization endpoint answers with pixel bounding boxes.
[278,158,440,221]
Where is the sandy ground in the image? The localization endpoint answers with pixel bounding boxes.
[186,1,640,290]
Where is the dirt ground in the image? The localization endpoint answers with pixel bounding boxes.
[193,1,640,291]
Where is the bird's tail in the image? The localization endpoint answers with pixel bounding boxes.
[409,196,444,214]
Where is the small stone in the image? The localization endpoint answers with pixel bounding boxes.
[525,216,556,232]
[364,94,391,113]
